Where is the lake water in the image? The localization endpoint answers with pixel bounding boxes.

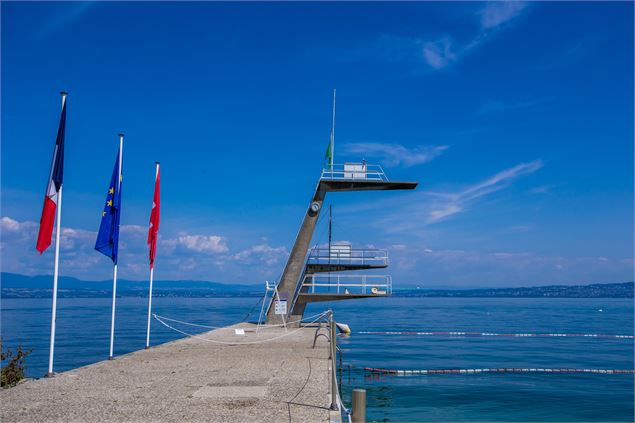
[2,296,633,422]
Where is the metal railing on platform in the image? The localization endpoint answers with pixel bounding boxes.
[302,273,392,295]
[321,163,388,182]
[307,248,389,267]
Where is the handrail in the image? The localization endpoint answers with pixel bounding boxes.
[302,274,392,295]
[321,162,388,182]
[307,248,389,266]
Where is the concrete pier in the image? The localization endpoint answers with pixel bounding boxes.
[1,323,339,422]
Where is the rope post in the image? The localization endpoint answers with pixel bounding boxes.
[329,311,339,412]
[351,388,366,423]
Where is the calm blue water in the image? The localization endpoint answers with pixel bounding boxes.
[2,296,633,422]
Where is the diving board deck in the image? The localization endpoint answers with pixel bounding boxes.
[0,323,339,423]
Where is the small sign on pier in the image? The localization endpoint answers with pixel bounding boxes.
[274,300,288,315]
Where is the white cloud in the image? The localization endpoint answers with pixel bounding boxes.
[234,244,288,266]
[423,38,457,69]
[0,216,240,280]
[343,143,448,167]
[1,216,23,231]
[178,234,228,253]
[479,1,528,30]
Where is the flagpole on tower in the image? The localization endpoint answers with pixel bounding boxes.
[108,133,124,360]
[146,161,160,349]
[330,88,336,169]
[46,91,67,377]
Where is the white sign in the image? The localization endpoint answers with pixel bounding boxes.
[274,300,287,315]
[234,328,245,335]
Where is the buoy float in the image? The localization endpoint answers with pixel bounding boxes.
[336,322,351,335]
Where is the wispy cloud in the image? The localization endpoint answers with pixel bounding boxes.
[424,1,528,69]
[376,1,529,71]
[351,159,544,232]
[38,2,97,38]
[456,160,543,203]
[479,1,529,30]
[530,184,556,195]
[422,38,457,70]
[343,143,448,167]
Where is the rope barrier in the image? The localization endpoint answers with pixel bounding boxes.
[358,331,634,339]
[363,367,635,375]
[153,311,328,331]
[153,311,328,346]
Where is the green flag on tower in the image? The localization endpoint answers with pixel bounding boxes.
[324,137,333,169]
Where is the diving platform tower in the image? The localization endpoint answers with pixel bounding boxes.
[265,163,418,325]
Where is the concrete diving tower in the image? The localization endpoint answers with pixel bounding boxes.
[266,163,417,325]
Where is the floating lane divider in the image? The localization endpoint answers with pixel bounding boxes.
[358,331,634,339]
[364,367,635,376]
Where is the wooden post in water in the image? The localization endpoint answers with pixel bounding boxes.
[352,388,366,423]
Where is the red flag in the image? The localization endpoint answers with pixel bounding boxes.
[148,163,160,268]
[36,97,67,254]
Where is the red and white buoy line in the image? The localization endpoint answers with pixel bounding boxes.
[364,367,635,376]
[358,331,634,339]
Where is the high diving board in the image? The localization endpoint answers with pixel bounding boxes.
[320,179,418,192]
[265,162,418,325]
[320,163,417,191]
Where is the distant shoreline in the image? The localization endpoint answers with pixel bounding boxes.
[1,272,632,299]
[393,282,633,298]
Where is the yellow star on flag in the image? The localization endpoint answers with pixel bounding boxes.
[107,200,113,206]
[109,187,114,194]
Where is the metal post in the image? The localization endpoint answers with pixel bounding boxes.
[109,133,124,360]
[329,312,339,411]
[256,281,270,333]
[47,186,62,376]
[331,89,336,169]
[109,264,118,359]
[352,388,366,423]
[145,267,154,349]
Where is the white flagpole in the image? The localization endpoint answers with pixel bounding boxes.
[330,88,336,169]
[145,162,159,349]
[47,91,67,377]
[145,267,154,349]
[109,133,124,360]
[108,263,117,359]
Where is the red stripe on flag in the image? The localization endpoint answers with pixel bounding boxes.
[36,196,57,253]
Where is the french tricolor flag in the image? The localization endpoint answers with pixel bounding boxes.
[36,95,66,254]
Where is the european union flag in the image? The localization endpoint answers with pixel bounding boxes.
[95,146,122,264]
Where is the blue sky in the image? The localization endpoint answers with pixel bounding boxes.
[1,1,633,287]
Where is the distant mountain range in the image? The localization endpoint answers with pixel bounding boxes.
[1,272,261,298]
[1,272,632,298]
